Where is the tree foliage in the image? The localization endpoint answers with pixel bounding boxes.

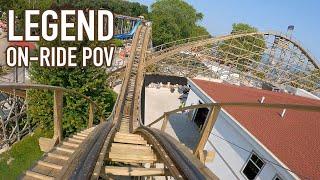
[27,1,116,136]
[104,0,149,18]
[219,23,266,74]
[150,0,209,46]
[0,0,52,34]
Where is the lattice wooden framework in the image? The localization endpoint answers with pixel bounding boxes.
[145,32,320,95]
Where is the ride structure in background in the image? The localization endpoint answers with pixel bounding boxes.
[145,31,319,96]
[114,14,144,40]
[0,92,28,151]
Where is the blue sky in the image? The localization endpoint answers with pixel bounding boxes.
[131,0,320,63]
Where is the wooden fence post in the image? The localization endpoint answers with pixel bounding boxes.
[194,106,221,155]
[53,90,63,143]
[88,103,94,128]
[161,113,169,132]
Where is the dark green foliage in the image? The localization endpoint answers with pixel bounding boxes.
[27,2,116,137]
[58,0,104,9]
[0,0,52,35]
[150,0,209,46]
[28,38,116,136]
[104,0,149,18]
[219,23,266,73]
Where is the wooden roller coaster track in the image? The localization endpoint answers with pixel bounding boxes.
[19,21,218,179]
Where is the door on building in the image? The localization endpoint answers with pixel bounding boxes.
[193,102,209,131]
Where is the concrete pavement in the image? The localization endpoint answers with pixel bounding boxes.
[144,87,200,150]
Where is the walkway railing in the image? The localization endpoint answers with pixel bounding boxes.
[0,83,105,144]
[147,102,320,157]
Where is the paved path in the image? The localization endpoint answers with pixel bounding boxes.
[144,87,200,150]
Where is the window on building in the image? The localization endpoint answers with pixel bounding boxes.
[273,175,283,180]
[242,152,265,180]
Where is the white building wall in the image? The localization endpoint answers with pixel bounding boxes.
[205,112,281,180]
[186,81,297,180]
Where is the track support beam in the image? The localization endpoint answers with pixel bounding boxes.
[53,90,63,143]
[194,106,221,155]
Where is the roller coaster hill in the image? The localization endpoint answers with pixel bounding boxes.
[0,14,319,179]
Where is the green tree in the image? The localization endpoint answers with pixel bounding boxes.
[27,1,116,136]
[104,0,149,18]
[150,0,209,46]
[0,0,52,34]
[58,0,104,9]
[219,23,266,73]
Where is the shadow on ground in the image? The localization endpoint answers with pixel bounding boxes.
[168,112,200,150]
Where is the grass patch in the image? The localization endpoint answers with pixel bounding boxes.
[0,128,44,179]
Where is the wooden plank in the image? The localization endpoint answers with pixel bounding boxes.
[204,150,215,163]
[66,137,82,144]
[25,171,54,180]
[72,135,86,140]
[38,137,58,152]
[62,141,79,148]
[38,161,63,170]
[76,133,88,137]
[111,143,151,150]
[194,106,221,155]
[88,103,94,128]
[161,113,169,132]
[113,137,147,145]
[109,158,155,164]
[104,166,166,176]
[47,153,69,161]
[198,150,205,164]
[31,163,58,177]
[55,147,75,154]
[109,153,156,161]
[53,90,63,143]
[114,133,144,141]
[110,146,154,156]
[0,88,26,98]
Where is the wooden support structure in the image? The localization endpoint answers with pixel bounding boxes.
[88,103,94,128]
[194,106,221,155]
[53,90,63,143]
[0,88,26,98]
[161,113,169,132]
[104,166,166,176]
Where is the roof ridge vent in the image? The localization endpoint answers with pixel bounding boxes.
[281,109,287,118]
[259,96,265,103]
